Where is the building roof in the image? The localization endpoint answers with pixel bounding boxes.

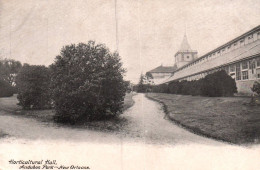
[163,39,260,83]
[179,33,192,51]
[147,65,177,73]
[176,25,260,71]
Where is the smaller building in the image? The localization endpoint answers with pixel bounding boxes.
[146,65,177,84]
[146,33,197,84]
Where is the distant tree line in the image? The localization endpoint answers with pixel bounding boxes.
[0,59,22,97]
[135,70,238,97]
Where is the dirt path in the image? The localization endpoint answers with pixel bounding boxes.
[2,94,260,170]
[0,93,222,145]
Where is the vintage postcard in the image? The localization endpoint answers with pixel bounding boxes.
[0,0,260,169]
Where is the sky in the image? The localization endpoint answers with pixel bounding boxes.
[0,0,259,83]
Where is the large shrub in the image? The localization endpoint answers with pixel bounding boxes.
[151,84,169,93]
[16,65,51,109]
[152,70,237,97]
[0,78,15,97]
[50,41,126,124]
[201,70,237,97]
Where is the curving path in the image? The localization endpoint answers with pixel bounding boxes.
[0,93,222,145]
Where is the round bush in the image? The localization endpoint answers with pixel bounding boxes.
[50,41,126,124]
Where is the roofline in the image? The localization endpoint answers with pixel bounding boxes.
[164,53,260,83]
[147,65,176,73]
[174,25,260,72]
[148,71,173,73]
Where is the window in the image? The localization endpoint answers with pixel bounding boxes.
[187,56,189,59]
[230,65,235,72]
[242,61,248,70]
[248,34,254,43]
[236,63,241,80]
[240,39,244,46]
[257,69,260,78]
[224,67,229,74]
[257,58,260,67]
[249,60,256,73]
[242,71,248,80]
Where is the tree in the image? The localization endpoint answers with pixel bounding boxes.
[136,73,147,92]
[0,59,22,86]
[0,78,15,97]
[50,41,126,123]
[16,65,51,109]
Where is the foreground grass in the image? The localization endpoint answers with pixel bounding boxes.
[146,93,260,144]
[0,92,136,132]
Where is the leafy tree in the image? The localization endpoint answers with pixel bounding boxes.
[0,59,22,86]
[16,65,51,109]
[0,78,15,97]
[50,41,126,123]
[136,74,144,92]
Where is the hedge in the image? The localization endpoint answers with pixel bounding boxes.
[150,70,237,97]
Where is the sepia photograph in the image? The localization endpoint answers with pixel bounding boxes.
[0,0,260,169]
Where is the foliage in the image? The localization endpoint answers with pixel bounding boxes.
[16,65,51,109]
[0,78,15,97]
[151,70,237,97]
[50,41,126,124]
[136,74,153,92]
[201,70,237,97]
[151,84,169,93]
[124,80,132,93]
[252,81,260,95]
[0,59,22,86]
[136,74,146,92]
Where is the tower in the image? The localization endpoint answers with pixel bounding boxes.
[174,33,198,68]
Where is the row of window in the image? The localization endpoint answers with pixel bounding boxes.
[228,58,260,80]
[182,58,260,82]
[177,31,260,72]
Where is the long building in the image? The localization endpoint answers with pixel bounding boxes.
[159,25,260,94]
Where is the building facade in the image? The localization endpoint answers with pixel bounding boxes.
[146,33,197,84]
[163,25,260,94]
[174,33,198,68]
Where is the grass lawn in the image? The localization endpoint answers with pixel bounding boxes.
[0,92,136,132]
[146,93,260,144]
